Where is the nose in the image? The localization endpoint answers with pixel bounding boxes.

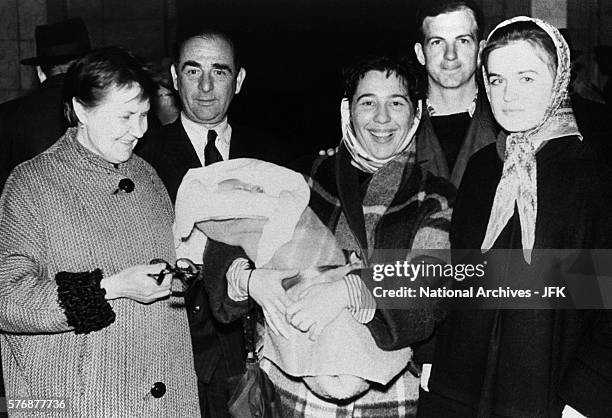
[373,104,391,124]
[503,81,519,102]
[130,115,148,138]
[198,72,213,93]
[444,43,457,61]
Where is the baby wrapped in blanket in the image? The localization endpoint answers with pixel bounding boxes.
[174,158,411,400]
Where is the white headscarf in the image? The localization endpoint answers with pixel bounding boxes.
[480,16,582,263]
[340,98,422,173]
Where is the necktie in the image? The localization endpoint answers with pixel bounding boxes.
[204,129,223,166]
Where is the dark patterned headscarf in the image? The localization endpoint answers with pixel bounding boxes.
[480,16,582,263]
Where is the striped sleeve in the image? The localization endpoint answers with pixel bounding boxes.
[343,273,376,323]
[226,257,251,301]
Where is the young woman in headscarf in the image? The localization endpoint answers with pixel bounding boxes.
[217,53,455,416]
[417,17,612,418]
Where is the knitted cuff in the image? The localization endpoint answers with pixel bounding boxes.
[56,269,116,334]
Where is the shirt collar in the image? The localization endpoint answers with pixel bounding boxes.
[180,112,231,144]
[426,89,478,118]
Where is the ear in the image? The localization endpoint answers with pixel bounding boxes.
[477,40,486,67]
[235,67,246,94]
[170,64,179,91]
[72,98,88,125]
[414,43,426,66]
[36,66,47,83]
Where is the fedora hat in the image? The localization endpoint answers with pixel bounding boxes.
[21,18,90,66]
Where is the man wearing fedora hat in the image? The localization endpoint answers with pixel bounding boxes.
[0,18,90,191]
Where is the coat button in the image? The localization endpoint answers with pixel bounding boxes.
[193,305,201,313]
[150,382,166,398]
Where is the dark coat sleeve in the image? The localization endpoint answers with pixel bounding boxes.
[559,311,612,417]
[0,100,16,192]
[557,159,612,416]
[200,239,250,323]
[366,171,454,351]
[367,308,447,351]
[200,126,306,324]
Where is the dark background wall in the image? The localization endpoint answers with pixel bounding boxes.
[176,0,424,154]
[0,0,609,154]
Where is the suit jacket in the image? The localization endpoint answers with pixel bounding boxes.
[0,74,68,192]
[135,117,294,384]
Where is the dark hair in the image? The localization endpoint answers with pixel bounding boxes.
[174,29,241,70]
[481,21,557,76]
[343,54,420,109]
[415,0,484,43]
[63,46,156,126]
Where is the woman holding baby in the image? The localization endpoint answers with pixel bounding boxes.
[197,54,455,417]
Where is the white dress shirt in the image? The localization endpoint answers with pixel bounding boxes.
[180,112,233,165]
[176,113,233,261]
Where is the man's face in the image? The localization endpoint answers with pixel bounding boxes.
[171,36,246,126]
[414,9,482,90]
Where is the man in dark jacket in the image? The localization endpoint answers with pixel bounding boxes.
[0,18,90,192]
[136,29,295,418]
[413,0,498,188]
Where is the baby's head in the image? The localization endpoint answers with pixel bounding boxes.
[217,178,265,194]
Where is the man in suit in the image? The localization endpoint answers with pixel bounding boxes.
[0,18,90,192]
[136,29,293,418]
[136,29,289,202]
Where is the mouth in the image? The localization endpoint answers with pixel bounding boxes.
[502,109,524,114]
[195,98,217,106]
[118,137,138,146]
[368,130,396,143]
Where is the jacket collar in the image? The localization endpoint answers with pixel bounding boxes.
[335,144,368,253]
[169,118,201,169]
[416,85,498,187]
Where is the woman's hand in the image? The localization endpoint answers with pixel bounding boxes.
[286,279,349,341]
[100,263,172,304]
[248,268,299,339]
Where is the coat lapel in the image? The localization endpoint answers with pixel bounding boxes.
[416,114,450,180]
[335,145,368,254]
[165,119,201,171]
[416,86,498,188]
[449,91,497,187]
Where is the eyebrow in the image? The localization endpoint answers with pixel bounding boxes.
[518,70,539,75]
[181,60,201,71]
[355,93,409,101]
[426,33,475,42]
[212,63,233,74]
[180,61,234,74]
[487,70,539,77]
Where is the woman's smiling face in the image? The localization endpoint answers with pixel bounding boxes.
[350,70,415,160]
